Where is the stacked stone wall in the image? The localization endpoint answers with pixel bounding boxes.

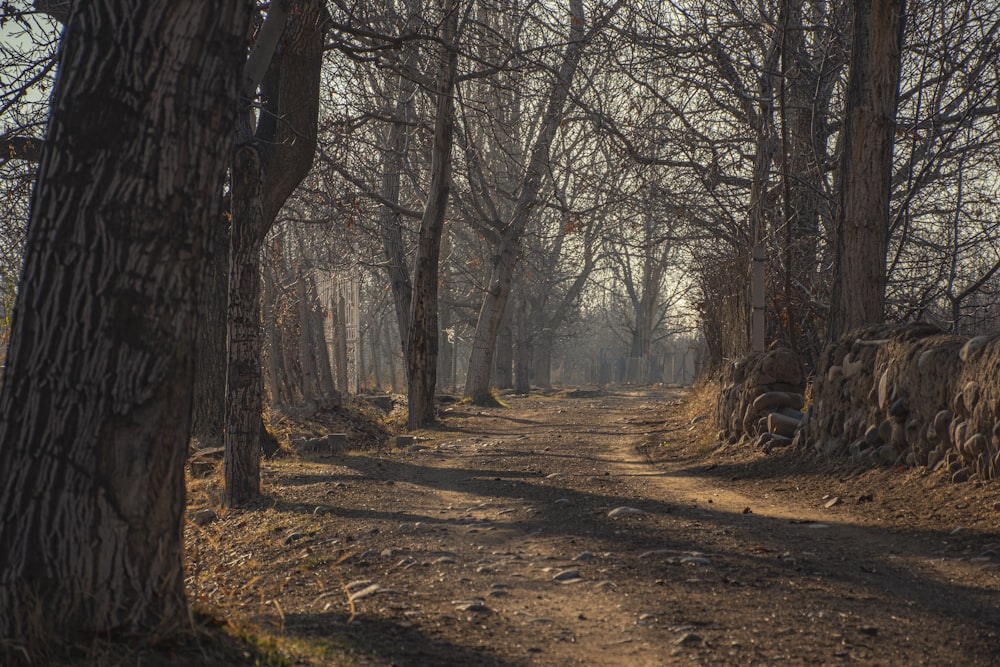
[796,323,1000,482]
[716,347,806,450]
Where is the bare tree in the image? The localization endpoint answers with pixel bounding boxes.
[224,0,329,507]
[828,0,906,342]
[0,0,250,657]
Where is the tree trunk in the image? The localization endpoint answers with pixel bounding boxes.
[828,0,905,343]
[379,0,423,357]
[463,0,588,402]
[0,0,249,656]
[532,331,553,390]
[370,321,383,390]
[335,294,350,393]
[494,305,514,389]
[224,145,265,508]
[308,276,338,403]
[385,317,399,393]
[191,213,231,450]
[513,293,532,394]
[406,0,459,428]
[295,273,319,406]
[748,31,782,353]
[224,0,327,506]
[262,254,288,406]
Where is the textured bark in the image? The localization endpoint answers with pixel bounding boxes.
[406,0,458,428]
[494,305,515,389]
[224,0,327,506]
[0,0,249,656]
[191,213,231,450]
[828,0,905,343]
[780,0,813,356]
[225,145,265,508]
[463,0,589,402]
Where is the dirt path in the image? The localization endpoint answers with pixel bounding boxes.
[187,388,1000,665]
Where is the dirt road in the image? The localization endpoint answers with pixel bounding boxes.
[187,388,1000,665]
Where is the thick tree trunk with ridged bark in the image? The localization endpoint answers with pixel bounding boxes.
[828,0,905,343]
[0,0,249,659]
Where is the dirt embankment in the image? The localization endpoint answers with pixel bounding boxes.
[185,387,1000,666]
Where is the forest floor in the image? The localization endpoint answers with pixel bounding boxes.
[184,385,1000,666]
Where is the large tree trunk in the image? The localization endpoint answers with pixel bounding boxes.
[406,0,458,428]
[828,0,905,343]
[0,0,249,657]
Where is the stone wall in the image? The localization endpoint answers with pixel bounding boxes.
[796,323,1000,482]
[716,347,806,450]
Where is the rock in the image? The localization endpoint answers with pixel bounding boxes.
[933,410,953,443]
[877,419,893,445]
[452,600,493,613]
[675,632,703,646]
[877,370,891,410]
[191,508,218,527]
[325,433,347,456]
[752,392,802,413]
[963,434,988,459]
[284,532,305,545]
[864,424,882,448]
[778,407,804,420]
[843,354,864,378]
[553,569,583,582]
[890,422,907,450]
[679,556,712,566]
[607,507,646,518]
[875,445,898,465]
[960,335,991,362]
[889,397,907,419]
[396,435,415,448]
[545,472,566,479]
[767,412,801,437]
[572,551,596,561]
[823,497,842,508]
[763,435,793,450]
[952,468,971,484]
[188,447,224,477]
